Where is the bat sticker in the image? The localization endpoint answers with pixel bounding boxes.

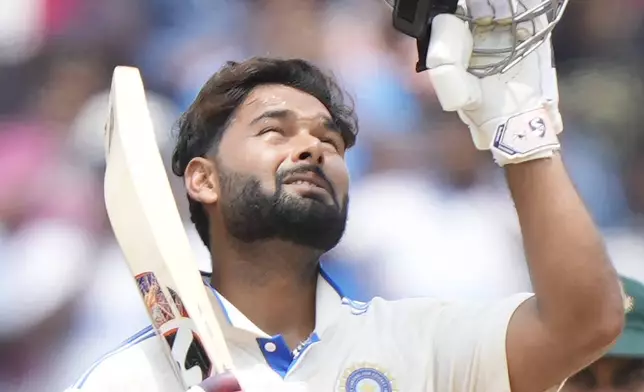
[168,287,190,318]
[136,272,175,328]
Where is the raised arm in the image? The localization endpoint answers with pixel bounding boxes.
[423,1,625,391]
[504,155,624,392]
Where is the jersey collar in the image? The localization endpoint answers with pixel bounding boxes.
[203,267,346,340]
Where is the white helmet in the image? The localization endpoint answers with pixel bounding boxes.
[385,0,570,77]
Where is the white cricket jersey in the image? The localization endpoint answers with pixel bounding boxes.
[66,269,532,392]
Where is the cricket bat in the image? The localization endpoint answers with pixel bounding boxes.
[103,66,234,389]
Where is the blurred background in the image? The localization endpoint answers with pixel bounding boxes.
[0,0,643,390]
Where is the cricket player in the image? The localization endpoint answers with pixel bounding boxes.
[67,0,627,391]
[561,276,644,392]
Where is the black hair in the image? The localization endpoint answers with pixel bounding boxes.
[171,57,358,249]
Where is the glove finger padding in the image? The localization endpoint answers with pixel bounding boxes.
[466,0,494,24]
[488,0,513,23]
[426,14,482,113]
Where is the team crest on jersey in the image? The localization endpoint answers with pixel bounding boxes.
[338,363,397,392]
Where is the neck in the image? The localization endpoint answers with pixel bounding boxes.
[210,239,321,349]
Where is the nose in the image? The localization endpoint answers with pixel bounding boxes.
[289,133,324,165]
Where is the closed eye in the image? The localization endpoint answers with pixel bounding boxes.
[321,138,340,149]
[258,127,284,136]
[321,133,346,151]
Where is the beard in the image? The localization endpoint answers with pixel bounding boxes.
[216,163,348,252]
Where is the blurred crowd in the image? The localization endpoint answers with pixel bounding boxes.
[1,0,643,391]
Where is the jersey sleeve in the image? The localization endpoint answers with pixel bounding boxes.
[64,328,184,392]
[384,293,533,392]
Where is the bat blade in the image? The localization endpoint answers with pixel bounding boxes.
[104,66,234,388]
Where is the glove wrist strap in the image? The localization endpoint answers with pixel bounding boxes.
[481,107,561,167]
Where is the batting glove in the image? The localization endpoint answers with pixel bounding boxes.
[426,0,564,167]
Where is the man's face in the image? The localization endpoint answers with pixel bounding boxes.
[211,84,350,251]
[562,357,644,392]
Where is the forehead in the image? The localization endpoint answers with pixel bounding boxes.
[236,84,331,122]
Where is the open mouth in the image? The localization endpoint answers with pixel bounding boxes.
[283,172,332,195]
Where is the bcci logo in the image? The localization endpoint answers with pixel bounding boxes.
[338,363,397,392]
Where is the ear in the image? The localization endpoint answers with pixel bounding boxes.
[184,157,219,205]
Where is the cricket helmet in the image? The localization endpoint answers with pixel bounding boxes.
[385,0,569,76]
